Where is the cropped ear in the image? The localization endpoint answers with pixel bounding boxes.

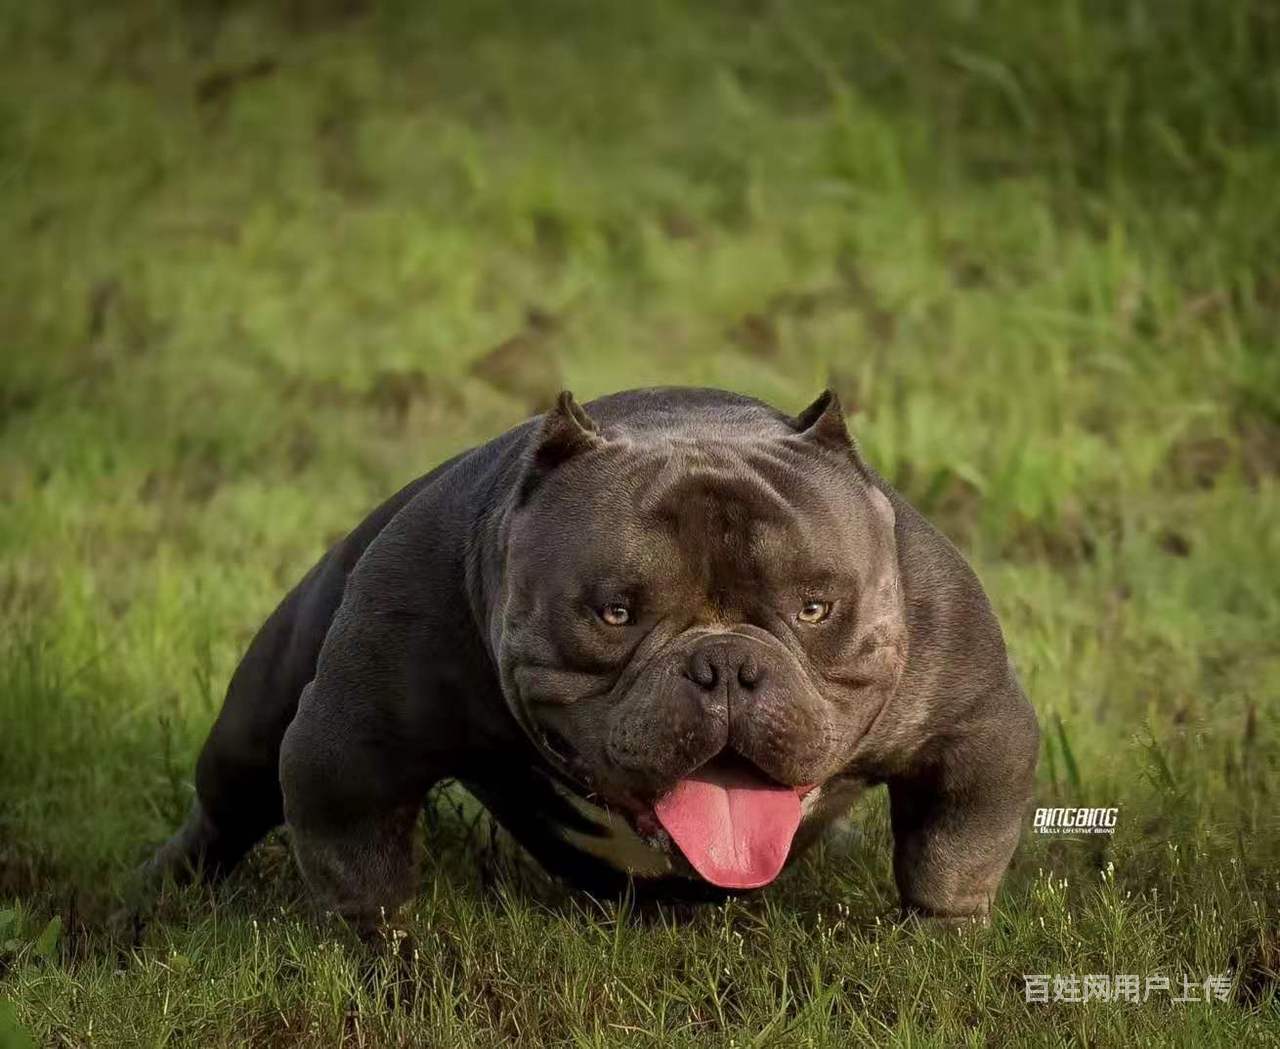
[520,390,603,502]
[792,389,883,493]
[794,389,895,538]
[793,389,852,452]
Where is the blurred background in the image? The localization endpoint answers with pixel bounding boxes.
[0,1,1277,1043]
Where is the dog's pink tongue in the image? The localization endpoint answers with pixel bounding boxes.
[653,762,803,889]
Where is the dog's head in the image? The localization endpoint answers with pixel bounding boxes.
[493,391,907,888]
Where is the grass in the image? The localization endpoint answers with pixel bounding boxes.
[1,0,1278,1044]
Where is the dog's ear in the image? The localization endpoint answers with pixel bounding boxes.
[536,390,601,469]
[793,389,852,451]
[793,388,893,524]
[520,391,603,501]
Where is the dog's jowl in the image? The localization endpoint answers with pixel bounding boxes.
[146,387,1039,927]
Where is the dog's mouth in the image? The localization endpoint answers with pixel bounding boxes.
[537,725,816,889]
[648,752,815,890]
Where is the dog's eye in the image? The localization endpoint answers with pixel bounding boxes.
[599,604,631,626]
[797,600,832,624]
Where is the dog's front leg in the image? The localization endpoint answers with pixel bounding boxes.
[887,681,1039,924]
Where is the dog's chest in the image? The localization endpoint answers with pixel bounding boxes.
[540,776,676,878]
[461,768,678,887]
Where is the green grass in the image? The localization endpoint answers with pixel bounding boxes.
[2,0,1279,1044]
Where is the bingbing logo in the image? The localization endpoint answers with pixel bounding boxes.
[1033,807,1118,835]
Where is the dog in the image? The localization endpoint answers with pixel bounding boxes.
[145,387,1039,930]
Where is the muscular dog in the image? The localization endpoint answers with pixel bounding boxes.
[146,387,1039,927]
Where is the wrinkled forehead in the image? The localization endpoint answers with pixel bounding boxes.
[518,438,886,583]
[640,444,827,539]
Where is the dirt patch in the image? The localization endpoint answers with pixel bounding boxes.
[659,207,700,240]
[365,370,433,426]
[1157,527,1193,557]
[721,251,901,369]
[468,308,564,413]
[727,312,780,360]
[1001,512,1100,567]
[278,368,465,437]
[194,58,278,108]
[1164,434,1234,490]
[1163,409,1280,490]
[942,239,992,289]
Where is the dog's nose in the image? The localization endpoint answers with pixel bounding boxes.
[685,641,765,693]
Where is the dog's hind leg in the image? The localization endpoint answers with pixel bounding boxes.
[141,557,348,889]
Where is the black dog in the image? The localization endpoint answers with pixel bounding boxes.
[146,387,1038,928]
